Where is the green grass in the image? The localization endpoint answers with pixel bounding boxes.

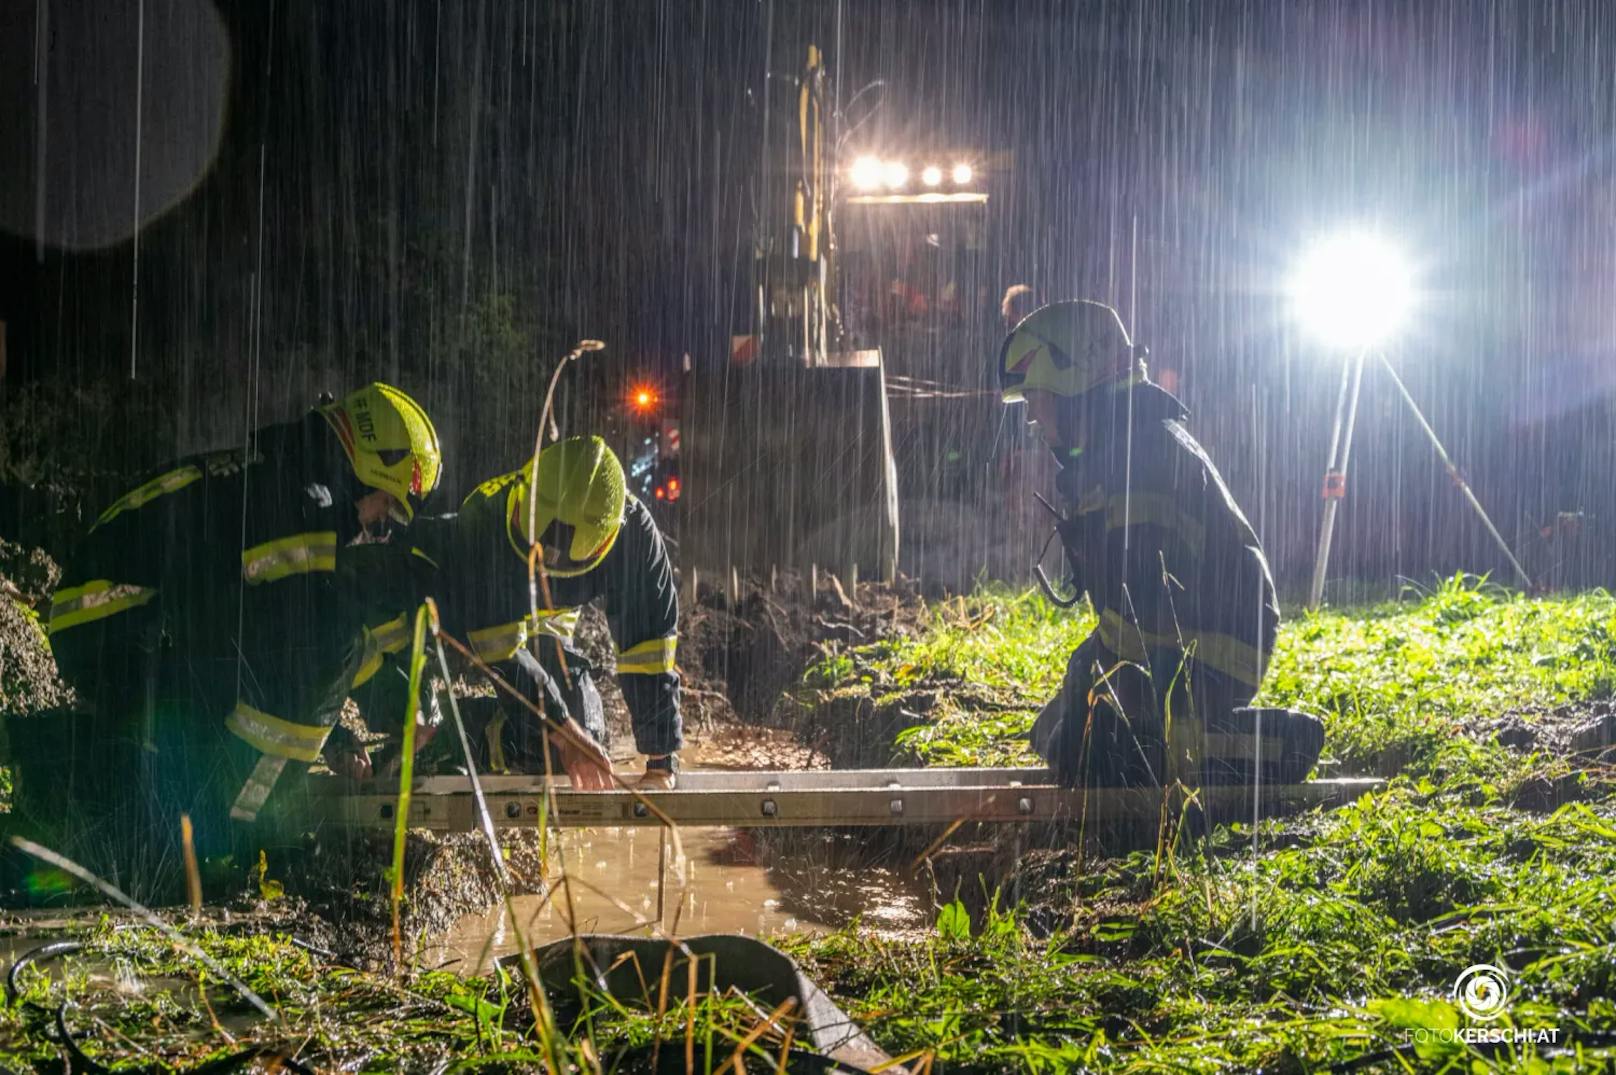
[783,575,1616,1071]
[5,577,1615,1071]
[0,918,822,1072]
[802,573,1616,780]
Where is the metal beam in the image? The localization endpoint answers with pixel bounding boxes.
[308,769,1382,831]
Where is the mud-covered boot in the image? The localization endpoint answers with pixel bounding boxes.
[1202,707,1325,785]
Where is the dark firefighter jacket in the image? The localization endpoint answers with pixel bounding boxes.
[1052,382,1279,700]
[409,470,683,757]
[47,412,377,821]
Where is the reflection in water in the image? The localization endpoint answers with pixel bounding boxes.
[438,826,928,974]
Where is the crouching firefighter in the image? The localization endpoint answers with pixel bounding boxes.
[416,436,681,789]
[998,300,1323,789]
[13,383,441,894]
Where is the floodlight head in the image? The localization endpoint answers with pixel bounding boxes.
[921,165,943,187]
[850,155,883,191]
[881,160,909,189]
[1290,232,1414,351]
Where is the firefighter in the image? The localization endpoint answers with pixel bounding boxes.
[999,300,1323,788]
[415,436,679,789]
[12,383,442,891]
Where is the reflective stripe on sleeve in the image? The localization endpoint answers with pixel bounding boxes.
[468,608,580,662]
[94,465,203,529]
[617,635,677,675]
[1096,608,1265,688]
[368,613,411,654]
[352,612,411,687]
[224,701,333,763]
[230,754,288,822]
[1104,493,1206,560]
[469,620,528,662]
[48,580,158,634]
[530,607,581,641]
[241,531,338,584]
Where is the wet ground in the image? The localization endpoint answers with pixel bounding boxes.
[432,823,930,974]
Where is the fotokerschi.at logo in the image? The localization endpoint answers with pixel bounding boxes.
[1454,964,1510,1023]
[1409,964,1562,1048]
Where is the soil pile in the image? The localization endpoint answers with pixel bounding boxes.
[678,570,933,760]
[0,538,69,716]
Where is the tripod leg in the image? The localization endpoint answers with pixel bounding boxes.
[1377,355,1533,589]
[1308,353,1367,608]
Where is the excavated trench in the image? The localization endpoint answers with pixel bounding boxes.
[0,561,964,968]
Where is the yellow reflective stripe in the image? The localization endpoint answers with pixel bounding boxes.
[224,701,332,763]
[529,607,581,641]
[1105,493,1205,560]
[470,620,528,662]
[1097,608,1265,687]
[94,465,202,529]
[352,647,385,688]
[48,580,158,634]
[486,712,508,773]
[241,531,337,584]
[230,754,288,822]
[617,635,677,675]
[468,608,581,662]
[1203,732,1290,761]
[368,613,411,654]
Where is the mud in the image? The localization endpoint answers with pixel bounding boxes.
[0,539,70,716]
[434,825,932,973]
[679,572,931,730]
[278,828,550,969]
[1487,699,1616,761]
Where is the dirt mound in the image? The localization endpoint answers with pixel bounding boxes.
[0,538,70,716]
[679,570,929,732]
[1486,700,1616,761]
[280,828,548,969]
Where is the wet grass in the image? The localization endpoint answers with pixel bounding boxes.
[5,576,1616,1070]
[0,917,849,1072]
[783,575,1616,1070]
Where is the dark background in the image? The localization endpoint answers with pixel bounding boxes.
[3,0,1614,596]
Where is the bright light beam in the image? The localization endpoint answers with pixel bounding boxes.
[1289,232,1414,351]
[850,155,883,191]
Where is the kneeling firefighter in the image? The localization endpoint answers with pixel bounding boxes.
[412,436,681,789]
[12,383,441,895]
[998,300,1323,788]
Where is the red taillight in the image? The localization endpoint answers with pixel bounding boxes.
[655,487,666,499]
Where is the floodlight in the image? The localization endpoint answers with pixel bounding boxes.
[951,162,974,185]
[882,160,909,189]
[921,165,943,187]
[1289,232,1413,351]
[850,155,883,191]
[1296,230,1533,606]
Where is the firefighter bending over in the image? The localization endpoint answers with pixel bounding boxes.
[11,384,442,893]
[998,300,1323,788]
[415,436,680,789]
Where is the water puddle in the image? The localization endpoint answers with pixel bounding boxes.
[434,825,929,974]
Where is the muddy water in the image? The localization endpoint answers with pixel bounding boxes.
[435,824,929,974]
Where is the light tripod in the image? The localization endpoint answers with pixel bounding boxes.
[1307,349,1532,608]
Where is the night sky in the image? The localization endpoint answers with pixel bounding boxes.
[3,0,1614,593]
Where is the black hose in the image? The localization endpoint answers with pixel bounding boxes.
[54,1001,113,1074]
[5,940,85,1008]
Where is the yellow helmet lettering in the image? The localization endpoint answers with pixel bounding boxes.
[320,382,442,520]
